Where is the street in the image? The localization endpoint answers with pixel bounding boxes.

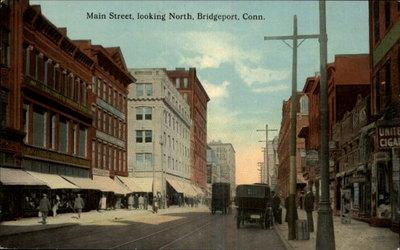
[0,206,286,249]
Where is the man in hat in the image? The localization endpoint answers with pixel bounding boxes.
[74,194,85,219]
[304,188,315,232]
[38,194,51,224]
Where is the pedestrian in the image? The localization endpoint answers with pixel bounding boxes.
[153,196,159,213]
[284,196,289,222]
[178,195,182,207]
[99,194,107,212]
[52,195,61,217]
[38,194,51,224]
[127,194,133,210]
[134,194,139,209]
[304,189,315,232]
[74,194,84,219]
[138,195,144,210]
[271,191,281,224]
[144,194,148,210]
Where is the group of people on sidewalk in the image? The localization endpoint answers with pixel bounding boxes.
[38,193,84,224]
[271,187,315,233]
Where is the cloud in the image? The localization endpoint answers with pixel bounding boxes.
[235,63,289,86]
[177,31,288,86]
[202,80,230,98]
[252,84,289,93]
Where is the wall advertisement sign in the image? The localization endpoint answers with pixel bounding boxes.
[377,126,400,149]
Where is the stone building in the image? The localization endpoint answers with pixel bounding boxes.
[208,141,236,198]
[368,0,399,231]
[206,146,221,195]
[167,68,209,190]
[128,68,194,201]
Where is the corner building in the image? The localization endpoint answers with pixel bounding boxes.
[167,68,209,190]
[128,68,192,202]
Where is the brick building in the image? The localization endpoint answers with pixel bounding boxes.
[167,68,209,190]
[75,41,134,178]
[368,0,399,231]
[0,0,133,220]
[276,93,308,199]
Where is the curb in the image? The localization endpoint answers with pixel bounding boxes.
[273,224,295,250]
[0,223,78,237]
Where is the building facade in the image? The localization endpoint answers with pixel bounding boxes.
[277,94,308,199]
[208,141,236,198]
[167,68,209,190]
[0,1,94,177]
[368,0,399,231]
[267,137,279,191]
[76,41,134,179]
[128,68,191,199]
[206,146,221,195]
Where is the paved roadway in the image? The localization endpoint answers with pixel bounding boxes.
[0,207,286,249]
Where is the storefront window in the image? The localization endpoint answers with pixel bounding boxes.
[377,163,391,218]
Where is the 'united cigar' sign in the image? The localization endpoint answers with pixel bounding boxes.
[377,126,400,148]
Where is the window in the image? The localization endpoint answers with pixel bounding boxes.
[136,84,144,96]
[49,114,56,150]
[0,90,8,129]
[72,124,77,155]
[300,95,309,114]
[137,83,153,97]
[145,130,152,143]
[374,1,380,43]
[375,72,381,114]
[79,126,87,157]
[183,78,188,88]
[384,60,392,107]
[23,103,29,143]
[32,108,45,147]
[384,0,391,29]
[136,130,143,143]
[136,153,153,168]
[59,117,68,153]
[0,27,10,66]
[136,107,152,120]
[175,78,181,88]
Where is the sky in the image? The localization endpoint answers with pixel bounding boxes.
[32,0,369,185]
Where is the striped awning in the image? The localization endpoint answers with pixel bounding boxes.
[62,175,101,190]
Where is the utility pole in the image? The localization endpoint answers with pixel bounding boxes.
[257,125,277,185]
[264,16,319,240]
[316,1,335,249]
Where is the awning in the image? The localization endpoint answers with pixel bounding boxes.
[131,177,153,193]
[0,168,46,186]
[116,176,143,192]
[92,175,130,195]
[27,171,79,189]
[62,175,101,190]
[166,178,186,194]
[193,185,205,196]
[180,181,197,197]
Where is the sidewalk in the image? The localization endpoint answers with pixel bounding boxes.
[274,208,399,250]
[0,205,206,237]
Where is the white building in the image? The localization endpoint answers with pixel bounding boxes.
[127,68,192,200]
[266,136,279,190]
[206,146,221,195]
[208,141,236,198]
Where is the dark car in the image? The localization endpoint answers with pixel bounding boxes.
[235,184,272,229]
[211,182,230,214]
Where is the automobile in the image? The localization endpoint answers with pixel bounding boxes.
[211,182,230,214]
[235,183,273,229]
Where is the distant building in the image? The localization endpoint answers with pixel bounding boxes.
[267,137,279,191]
[167,68,210,190]
[208,141,236,198]
[277,94,308,199]
[128,68,192,199]
[207,146,221,194]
